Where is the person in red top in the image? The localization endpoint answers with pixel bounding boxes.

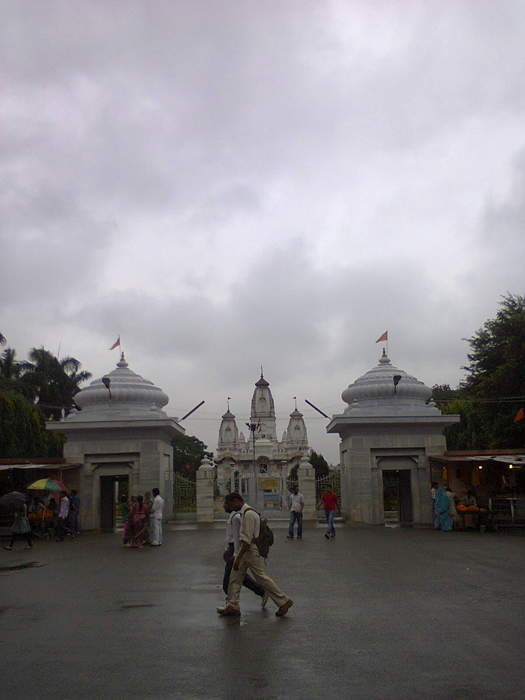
[319,488,338,539]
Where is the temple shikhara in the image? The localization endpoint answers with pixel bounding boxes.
[215,373,310,511]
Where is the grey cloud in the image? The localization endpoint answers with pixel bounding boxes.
[2,1,525,462]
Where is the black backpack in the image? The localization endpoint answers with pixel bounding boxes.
[244,508,274,558]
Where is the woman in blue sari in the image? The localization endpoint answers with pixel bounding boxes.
[435,486,453,531]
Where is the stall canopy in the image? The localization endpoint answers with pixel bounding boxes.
[0,463,81,472]
[429,450,525,466]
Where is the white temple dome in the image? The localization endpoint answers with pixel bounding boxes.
[341,350,439,416]
[67,353,170,421]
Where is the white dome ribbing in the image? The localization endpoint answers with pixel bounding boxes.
[341,350,439,416]
[67,353,170,421]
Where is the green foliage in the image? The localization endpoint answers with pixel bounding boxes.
[172,432,212,479]
[1,346,92,418]
[20,348,92,420]
[309,450,330,477]
[0,389,65,458]
[435,294,525,449]
[288,451,330,481]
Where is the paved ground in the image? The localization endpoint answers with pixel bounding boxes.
[1,523,524,700]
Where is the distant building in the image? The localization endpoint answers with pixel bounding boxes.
[327,350,459,526]
[215,373,309,512]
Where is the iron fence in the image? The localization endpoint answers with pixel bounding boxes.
[316,470,341,504]
[174,473,196,513]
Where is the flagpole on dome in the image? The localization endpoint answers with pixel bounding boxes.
[375,330,388,356]
[109,335,123,360]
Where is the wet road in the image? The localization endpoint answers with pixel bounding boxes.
[1,524,524,699]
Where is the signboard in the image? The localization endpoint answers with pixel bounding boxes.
[259,477,280,491]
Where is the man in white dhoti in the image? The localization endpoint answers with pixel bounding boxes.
[150,488,164,546]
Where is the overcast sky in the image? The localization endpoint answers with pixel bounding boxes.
[1,1,525,463]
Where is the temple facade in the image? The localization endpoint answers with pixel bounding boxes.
[215,373,310,512]
[327,350,459,526]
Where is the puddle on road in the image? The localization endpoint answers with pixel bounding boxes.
[120,603,156,609]
[0,561,45,572]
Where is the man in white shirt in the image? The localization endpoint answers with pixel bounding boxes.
[217,493,294,618]
[56,491,70,541]
[149,488,164,546]
[222,500,267,606]
[287,486,304,540]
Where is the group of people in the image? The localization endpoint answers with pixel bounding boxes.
[3,489,80,551]
[119,488,164,548]
[431,482,478,531]
[286,485,339,540]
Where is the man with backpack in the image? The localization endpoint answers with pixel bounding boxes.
[217,493,294,618]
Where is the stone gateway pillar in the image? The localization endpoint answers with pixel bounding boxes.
[196,457,215,522]
[298,456,316,521]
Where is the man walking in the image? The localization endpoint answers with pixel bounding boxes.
[68,489,80,536]
[55,490,70,541]
[319,486,338,539]
[217,493,293,618]
[222,498,268,607]
[287,486,304,539]
[149,488,164,546]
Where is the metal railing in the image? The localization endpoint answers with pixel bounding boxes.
[316,470,341,503]
[489,497,525,525]
[173,473,196,513]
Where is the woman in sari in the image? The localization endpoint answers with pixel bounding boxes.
[435,486,453,531]
[119,495,131,545]
[129,495,148,548]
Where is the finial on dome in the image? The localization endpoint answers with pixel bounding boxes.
[379,348,391,365]
[117,352,128,368]
[260,364,264,378]
[227,396,231,411]
[293,396,297,410]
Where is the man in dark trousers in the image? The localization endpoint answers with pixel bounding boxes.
[222,497,268,608]
[217,493,293,618]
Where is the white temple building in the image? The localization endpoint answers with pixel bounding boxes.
[327,350,459,526]
[47,353,184,530]
[215,373,310,512]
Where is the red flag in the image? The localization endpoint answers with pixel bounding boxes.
[109,336,120,350]
[376,331,388,343]
[514,407,525,423]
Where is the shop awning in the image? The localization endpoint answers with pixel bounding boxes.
[0,463,81,472]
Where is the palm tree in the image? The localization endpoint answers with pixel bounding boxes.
[20,348,92,420]
[0,347,33,397]
[0,333,6,345]
[0,347,21,381]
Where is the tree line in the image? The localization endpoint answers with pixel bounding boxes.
[433,293,525,449]
[0,345,91,457]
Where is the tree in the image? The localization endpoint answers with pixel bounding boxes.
[443,294,525,449]
[0,389,64,457]
[0,347,24,394]
[309,450,330,477]
[288,450,330,481]
[19,348,92,420]
[172,432,212,479]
